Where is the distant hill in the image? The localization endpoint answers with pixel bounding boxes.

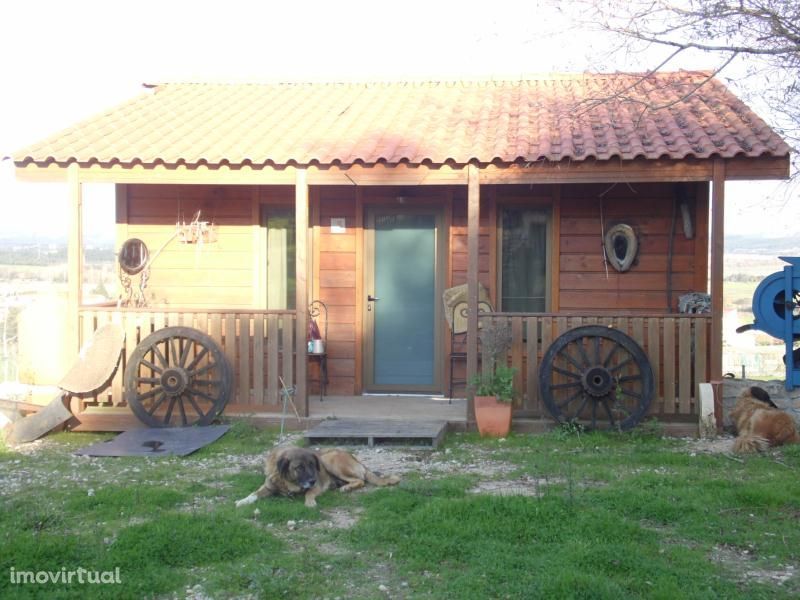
[0,238,113,265]
[725,234,800,256]
[0,231,114,247]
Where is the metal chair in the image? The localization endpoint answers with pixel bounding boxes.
[447,300,492,400]
[308,300,329,400]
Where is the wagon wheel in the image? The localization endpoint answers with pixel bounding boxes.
[124,327,232,427]
[539,325,654,431]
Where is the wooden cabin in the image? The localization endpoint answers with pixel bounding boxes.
[11,73,791,431]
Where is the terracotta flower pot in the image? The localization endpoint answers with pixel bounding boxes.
[474,395,512,437]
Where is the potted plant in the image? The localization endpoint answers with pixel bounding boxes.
[469,318,516,437]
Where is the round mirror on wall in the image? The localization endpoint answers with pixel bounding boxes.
[118,238,149,275]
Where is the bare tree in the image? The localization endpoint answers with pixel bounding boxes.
[565,0,799,171]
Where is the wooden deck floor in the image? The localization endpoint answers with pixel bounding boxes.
[308,395,467,422]
[305,418,448,448]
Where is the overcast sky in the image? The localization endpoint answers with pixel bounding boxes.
[1,0,796,240]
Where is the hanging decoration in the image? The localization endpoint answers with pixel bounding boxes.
[117,212,218,307]
[117,238,151,307]
[176,211,217,244]
[603,223,639,273]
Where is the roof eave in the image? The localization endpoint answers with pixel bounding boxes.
[13,154,791,185]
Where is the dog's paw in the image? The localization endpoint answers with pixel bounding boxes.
[235,493,257,507]
[304,498,318,508]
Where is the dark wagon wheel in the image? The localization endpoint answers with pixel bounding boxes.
[124,327,232,428]
[539,325,654,431]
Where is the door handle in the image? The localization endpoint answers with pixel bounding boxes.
[367,294,380,311]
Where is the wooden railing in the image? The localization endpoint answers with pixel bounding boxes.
[78,306,299,414]
[477,313,710,419]
[77,307,709,422]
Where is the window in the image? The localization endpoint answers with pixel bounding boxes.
[499,207,549,312]
[262,207,296,310]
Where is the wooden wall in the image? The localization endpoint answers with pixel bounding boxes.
[120,184,293,309]
[558,182,708,313]
[313,186,358,396]
[450,187,494,298]
[121,180,710,397]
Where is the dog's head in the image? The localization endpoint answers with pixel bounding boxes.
[746,385,778,408]
[731,385,779,433]
[275,448,321,491]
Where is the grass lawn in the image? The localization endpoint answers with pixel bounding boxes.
[1,421,799,599]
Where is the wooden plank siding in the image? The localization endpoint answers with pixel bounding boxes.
[450,186,494,295]
[122,183,295,308]
[558,182,708,313]
[113,181,710,420]
[316,187,358,395]
[479,313,711,420]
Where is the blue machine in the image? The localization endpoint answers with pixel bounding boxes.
[737,257,800,390]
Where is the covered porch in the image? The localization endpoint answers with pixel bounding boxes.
[31,160,784,433]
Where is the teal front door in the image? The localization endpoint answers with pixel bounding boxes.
[364,207,444,393]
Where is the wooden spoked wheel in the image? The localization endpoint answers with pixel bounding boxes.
[538,325,654,431]
[125,327,232,427]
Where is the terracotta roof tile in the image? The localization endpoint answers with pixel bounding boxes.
[12,73,790,167]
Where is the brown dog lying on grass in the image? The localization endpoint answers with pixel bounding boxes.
[731,386,800,453]
[235,446,400,508]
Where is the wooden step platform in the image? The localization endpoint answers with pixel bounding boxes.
[305,419,448,448]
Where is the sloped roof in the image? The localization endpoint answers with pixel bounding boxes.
[12,72,790,168]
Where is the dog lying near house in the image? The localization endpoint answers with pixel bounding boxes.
[235,446,400,508]
[731,386,800,453]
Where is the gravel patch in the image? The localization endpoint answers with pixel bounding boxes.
[682,434,737,455]
[469,476,565,496]
[711,544,798,586]
[322,506,363,529]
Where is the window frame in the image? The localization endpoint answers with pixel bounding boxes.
[260,204,296,311]
[496,203,553,314]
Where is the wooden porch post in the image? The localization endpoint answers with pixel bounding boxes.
[466,164,480,422]
[67,163,83,356]
[295,168,309,416]
[709,158,725,431]
[710,159,725,384]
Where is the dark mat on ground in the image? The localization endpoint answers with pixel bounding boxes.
[74,425,230,457]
